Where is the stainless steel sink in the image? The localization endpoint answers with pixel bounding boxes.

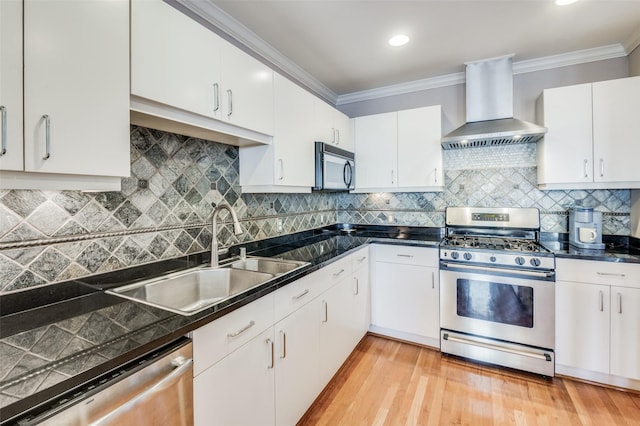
[106,267,274,315]
[227,257,308,276]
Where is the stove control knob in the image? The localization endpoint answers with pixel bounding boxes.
[515,256,526,266]
[450,251,459,260]
[490,256,497,263]
[463,252,472,261]
[530,258,541,267]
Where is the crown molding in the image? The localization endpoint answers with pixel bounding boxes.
[169,1,631,108]
[172,0,338,104]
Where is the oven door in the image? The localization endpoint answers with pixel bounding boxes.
[440,262,555,350]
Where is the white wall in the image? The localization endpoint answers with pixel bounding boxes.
[338,57,629,135]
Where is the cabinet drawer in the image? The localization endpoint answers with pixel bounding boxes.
[193,293,274,376]
[351,246,370,270]
[556,258,640,289]
[373,244,438,267]
[274,256,351,322]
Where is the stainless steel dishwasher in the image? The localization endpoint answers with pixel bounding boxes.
[23,339,193,425]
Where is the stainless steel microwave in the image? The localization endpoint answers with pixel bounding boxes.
[314,142,355,191]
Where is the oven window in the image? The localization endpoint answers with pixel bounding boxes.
[456,279,533,328]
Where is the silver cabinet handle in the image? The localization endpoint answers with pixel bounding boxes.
[357,256,367,263]
[617,292,622,314]
[600,158,604,177]
[227,320,255,338]
[292,289,310,300]
[278,158,284,180]
[434,168,438,184]
[322,300,328,323]
[226,89,233,118]
[42,114,51,160]
[397,254,413,258]
[336,129,340,145]
[267,338,274,369]
[333,268,345,278]
[354,277,359,295]
[598,290,604,312]
[391,169,395,185]
[279,330,286,359]
[583,159,588,178]
[213,83,220,112]
[596,272,625,278]
[431,271,435,289]
[0,105,6,156]
[331,127,336,144]
[92,357,193,425]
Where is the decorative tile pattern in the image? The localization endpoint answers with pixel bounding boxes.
[0,127,338,294]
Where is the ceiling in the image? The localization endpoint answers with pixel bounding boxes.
[182,0,640,102]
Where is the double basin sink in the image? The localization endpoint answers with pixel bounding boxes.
[106,257,309,315]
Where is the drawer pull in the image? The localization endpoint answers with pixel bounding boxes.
[596,272,625,278]
[267,338,274,369]
[357,256,367,263]
[227,320,255,339]
[292,289,310,300]
[397,254,413,258]
[333,269,345,278]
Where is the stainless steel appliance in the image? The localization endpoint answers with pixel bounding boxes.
[569,207,605,250]
[20,339,193,425]
[439,207,556,376]
[314,141,355,191]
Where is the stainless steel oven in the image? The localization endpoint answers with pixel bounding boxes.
[439,207,555,377]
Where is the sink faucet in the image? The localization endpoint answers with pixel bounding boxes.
[211,203,243,267]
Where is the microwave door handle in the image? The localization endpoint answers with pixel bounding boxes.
[343,162,353,188]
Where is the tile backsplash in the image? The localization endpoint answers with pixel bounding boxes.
[0,131,631,294]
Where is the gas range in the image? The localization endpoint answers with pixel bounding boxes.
[439,207,554,270]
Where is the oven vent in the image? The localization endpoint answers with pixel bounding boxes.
[441,131,541,150]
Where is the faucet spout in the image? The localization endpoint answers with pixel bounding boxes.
[211,203,243,268]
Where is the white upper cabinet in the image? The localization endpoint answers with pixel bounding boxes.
[353,106,443,192]
[239,73,315,193]
[1,0,130,190]
[312,98,353,151]
[0,0,23,172]
[131,0,273,142]
[537,76,640,189]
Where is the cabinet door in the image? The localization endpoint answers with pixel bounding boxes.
[555,281,610,374]
[312,97,337,145]
[610,286,640,380]
[593,76,640,183]
[0,0,23,171]
[273,74,315,186]
[131,0,222,120]
[372,262,438,340]
[275,301,321,426]
[319,277,356,386]
[194,328,275,426]
[537,83,593,186]
[333,109,353,151]
[23,0,129,177]
[220,40,274,136]
[397,106,442,188]
[354,112,397,189]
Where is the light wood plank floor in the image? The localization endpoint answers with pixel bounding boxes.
[299,335,640,426]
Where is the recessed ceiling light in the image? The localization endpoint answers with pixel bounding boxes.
[388,34,409,47]
[555,0,579,5]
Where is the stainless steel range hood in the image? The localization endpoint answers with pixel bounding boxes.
[441,55,546,150]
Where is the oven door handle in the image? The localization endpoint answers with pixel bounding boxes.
[440,262,554,279]
[443,333,552,362]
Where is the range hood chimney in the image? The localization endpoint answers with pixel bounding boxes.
[441,55,546,150]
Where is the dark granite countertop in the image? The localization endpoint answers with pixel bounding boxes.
[541,233,640,264]
[0,224,442,424]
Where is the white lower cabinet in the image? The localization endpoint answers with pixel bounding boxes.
[193,327,275,426]
[556,258,640,388]
[370,244,439,347]
[193,249,370,426]
[274,298,321,426]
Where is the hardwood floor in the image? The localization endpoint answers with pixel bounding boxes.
[299,335,640,425]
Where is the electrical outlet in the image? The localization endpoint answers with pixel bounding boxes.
[321,214,325,223]
[277,218,283,232]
